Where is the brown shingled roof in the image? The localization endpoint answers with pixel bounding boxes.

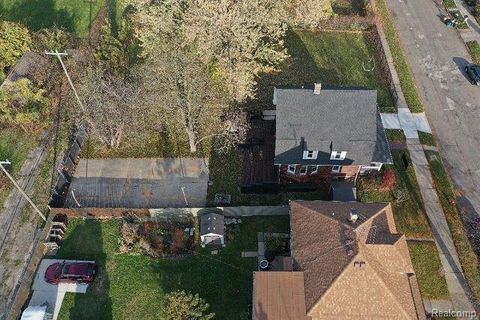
[290,200,426,319]
[252,272,307,320]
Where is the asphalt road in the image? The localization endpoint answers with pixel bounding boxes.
[386,0,480,217]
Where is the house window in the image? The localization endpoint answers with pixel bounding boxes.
[311,165,319,174]
[300,166,307,175]
[287,165,296,174]
[330,151,347,161]
[303,150,318,160]
[332,165,341,173]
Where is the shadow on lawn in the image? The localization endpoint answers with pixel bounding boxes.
[55,219,112,320]
[0,0,75,33]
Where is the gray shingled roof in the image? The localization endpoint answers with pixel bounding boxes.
[200,213,224,236]
[273,87,392,165]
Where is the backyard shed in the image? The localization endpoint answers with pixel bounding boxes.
[200,213,225,246]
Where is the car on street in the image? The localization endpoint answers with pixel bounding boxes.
[45,261,97,285]
[465,64,480,85]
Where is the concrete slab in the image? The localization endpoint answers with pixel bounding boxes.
[412,164,434,188]
[241,251,258,258]
[398,109,419,139]
[380,113,401,129]
[66,158,209,208]
[27,259,94,320]
[409,150,429,166]
[412,113,432,133]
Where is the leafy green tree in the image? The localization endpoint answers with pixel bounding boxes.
[0,79,49,129]
[95,19,138,75]
[162,290,214,320]
[130,0,287,102]
[33,26,75,52]
[282,0,333,28]
[0,21,32,72]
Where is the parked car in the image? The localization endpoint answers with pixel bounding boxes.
[465,64,480,85]
[45,261,96,285]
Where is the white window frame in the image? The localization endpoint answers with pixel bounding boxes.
[332,165,342,173]
[303,150,318,160]
[330,151,347,161]
[300,165,308,176]
[310,165,319,174]
[287,165,296,174]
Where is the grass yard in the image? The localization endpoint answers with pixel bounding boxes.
[0,0,104,37]
[418,131,436,147]
[407,241,450,299]
[385,129,406,143]
[467,41,480,64]
[56,216,290,320]
[426,151,480,303]
[358,150,432,239]
[443,0,458,9]
[255,30,396,113]
[375,0,424,113]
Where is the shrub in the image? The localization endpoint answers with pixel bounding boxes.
[473,4,480,17]
[163,291,214,320]
[0,21,31,72]
[33,27,75,52]
[465,0,477,6]
[382,168,397,190]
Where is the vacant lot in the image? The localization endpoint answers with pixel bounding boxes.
[0,0,104,37]
[56,216,289,320]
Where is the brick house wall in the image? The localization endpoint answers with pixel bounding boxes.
[278,164,361,185]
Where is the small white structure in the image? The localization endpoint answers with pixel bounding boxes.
[200,213,225,246]
[20,305,52,320]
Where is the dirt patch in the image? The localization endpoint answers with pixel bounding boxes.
[120,220,195,258]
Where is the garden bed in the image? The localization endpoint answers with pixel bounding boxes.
[466,40,480,64]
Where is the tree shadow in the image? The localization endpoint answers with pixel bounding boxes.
[0,0,75,33]
[55,219,112,319]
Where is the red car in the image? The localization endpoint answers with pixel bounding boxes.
[45,261,97,285]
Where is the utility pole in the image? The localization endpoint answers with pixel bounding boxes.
[0,161,47,221]
[44,50,87,114]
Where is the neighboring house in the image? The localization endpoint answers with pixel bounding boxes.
[252,200,426,320]
[200,212,225,246]
[273,83,392,186]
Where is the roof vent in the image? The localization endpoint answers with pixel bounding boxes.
[313,82,322,94]
[349,208,358,224]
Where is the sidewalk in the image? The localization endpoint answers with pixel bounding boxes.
[407,139,476,314]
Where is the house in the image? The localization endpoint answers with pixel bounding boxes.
[273,84,392,186]
[252,200,426,320]
[200,212,225,246]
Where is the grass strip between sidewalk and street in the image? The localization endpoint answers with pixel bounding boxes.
[426,151,480,303]
[418,132,436,147]
[375,0,425,113]
[466,41,480,64]
[407,240,450,300]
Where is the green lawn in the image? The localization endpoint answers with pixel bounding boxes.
[443,0,458,9]
[407,241,450,299]
[418,131,436,147]
[376,0,424,112]
[255,30,396,113]
[426,151,480,303]
[467,41,480,64]
[358,150,432,239]
[0,0,105,37]
[385,129,406,143]
[56,216,289,320]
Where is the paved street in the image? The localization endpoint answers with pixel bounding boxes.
[386,0,480,218]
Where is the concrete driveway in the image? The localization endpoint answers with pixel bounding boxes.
[386,0,480,217]
[26,259,93,320]
[65,158,209,208]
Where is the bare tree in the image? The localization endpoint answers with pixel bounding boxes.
[77,67,144,148]
[141,50,247,153]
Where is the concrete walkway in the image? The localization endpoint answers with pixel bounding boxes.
[407,139,476,314]
[375,1,477,314]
